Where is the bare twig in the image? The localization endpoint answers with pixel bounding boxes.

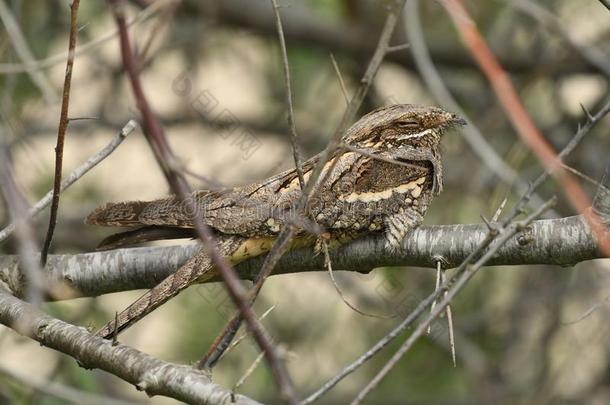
[0,0,57,102]
[323,240,394,319]
[41,0,81,266]
[330,53,350,105]
[219,306,276,362]
[270,0,305,190]
[0,120,136,243]
[107,1,297,401]
[232,352,265,392]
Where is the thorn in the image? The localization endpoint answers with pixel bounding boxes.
[386,43,410,53]
[580,103,594,122]
[428,260,443,335]
[491,198,507,222]
[480,215,496,232]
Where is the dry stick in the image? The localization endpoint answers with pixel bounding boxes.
[441,0,610,257]
[0,120,137,244]
[198,0,407,368]
[404,0,551,214]
[219,306,276,362]
[0,0,168,74]
[303,102,610,403]
[350,198,556,405]
[233,352,266,393]
[107,1,297,402]
[271,0,305,190]
[41,0,81,266]
[330,53,350,105]
[0,0,57,103]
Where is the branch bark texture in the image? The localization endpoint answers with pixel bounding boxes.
[1,214,606,299]
[0,289,260,405]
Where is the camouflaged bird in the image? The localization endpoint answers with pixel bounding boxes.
[87,104,465,338]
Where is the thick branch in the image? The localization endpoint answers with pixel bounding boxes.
[0,289,260,405]
[1,214,606,299]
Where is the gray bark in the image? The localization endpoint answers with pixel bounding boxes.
[1,213,606,299]
[0,288,261,405]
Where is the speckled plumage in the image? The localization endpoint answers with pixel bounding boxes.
[88,104,465,338]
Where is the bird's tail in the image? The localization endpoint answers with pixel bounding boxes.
[95,235,246,339]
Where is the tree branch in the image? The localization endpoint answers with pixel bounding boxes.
[1,213,606,299]
[0,288,261,405]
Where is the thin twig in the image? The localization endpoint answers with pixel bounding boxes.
[232,352,265,392]
[107,1,298,402]
[0,0,57,103]
[219,306,276,362]
[41,0,81,266]
[0,120,136,243]
[323,241,395,319]
[330,53,350,105]
[270,0,305,190]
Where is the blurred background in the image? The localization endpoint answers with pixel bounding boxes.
[0,0,609,403]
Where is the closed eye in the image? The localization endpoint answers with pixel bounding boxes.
[397,120,420,129]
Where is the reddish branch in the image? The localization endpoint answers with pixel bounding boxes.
[41,0,81,265]
[441,0,610,257]
[106,0,297,402]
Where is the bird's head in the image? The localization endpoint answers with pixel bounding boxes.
[344,104,466,150]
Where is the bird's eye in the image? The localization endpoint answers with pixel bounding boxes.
[397,120,420,129]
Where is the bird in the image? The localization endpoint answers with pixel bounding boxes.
[86,104,465,338]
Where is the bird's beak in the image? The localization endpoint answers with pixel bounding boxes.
[449,113,467,127]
